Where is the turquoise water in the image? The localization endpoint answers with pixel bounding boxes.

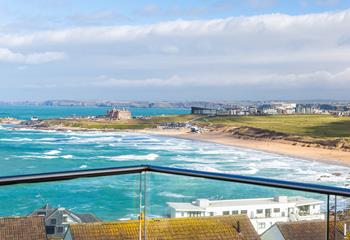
[0,106,349,220]
[0,105,190,120]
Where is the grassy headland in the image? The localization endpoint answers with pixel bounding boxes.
[40,115,197,130]
[198,115,350,138]
[196,115,350,151]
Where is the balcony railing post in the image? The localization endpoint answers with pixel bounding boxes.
[327,194,330,240]
[144,171,147,240]
[334,195,337,240]
[139,172,142,240]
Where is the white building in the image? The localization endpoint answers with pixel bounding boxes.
[167,196,324,234]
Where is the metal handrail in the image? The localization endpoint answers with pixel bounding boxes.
[1,164,350,197]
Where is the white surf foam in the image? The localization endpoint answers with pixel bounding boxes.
[38,137,58,141]
[62,155,73,159]
[227,167,259,175]
[158,192,192,198]
[44,150,61,155]
[40,155,58,159]
[68,136,121,144]
[108,153,159,161]
[0,138,32,142]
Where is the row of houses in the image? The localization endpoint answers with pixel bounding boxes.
[26,195,325,237]
[0,195,331,238]
[191,106,258,116]
[1,215,349,240]
[191,102,350,116]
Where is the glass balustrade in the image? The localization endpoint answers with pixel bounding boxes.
[0,165,349,240]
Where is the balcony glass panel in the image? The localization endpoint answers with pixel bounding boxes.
[144,172,328,239]
[330,195,350,240]
[0,174,142,239]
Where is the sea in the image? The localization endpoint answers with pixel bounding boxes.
[0,105,349,220]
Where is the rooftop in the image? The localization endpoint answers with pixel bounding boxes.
[67,215,260,240]
[265,220,347,240]
[0,216,47,240]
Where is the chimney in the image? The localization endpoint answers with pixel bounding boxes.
[274,196,288,203]
[233,221,241,234]
[195,199,209,208]
[237,221,241,233]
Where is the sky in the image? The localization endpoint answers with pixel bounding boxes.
[0,0,350,101]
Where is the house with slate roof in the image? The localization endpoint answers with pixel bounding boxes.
[29,204,101,239]
[63,215,260,240]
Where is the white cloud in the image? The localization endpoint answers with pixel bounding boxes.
[0,9,349,47]
[0,48,66,64]
[1,9,350,99]
[94,67,350,89]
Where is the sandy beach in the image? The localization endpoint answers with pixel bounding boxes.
[18,123,350,165]
[138,128,350,165]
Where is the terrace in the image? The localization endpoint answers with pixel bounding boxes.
[1,165,350,239]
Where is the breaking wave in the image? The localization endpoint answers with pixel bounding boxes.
[44,150,61,155]
[108,153,159,161]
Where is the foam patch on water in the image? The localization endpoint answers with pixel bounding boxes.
[79,165,88,169]
[108,153,159,161]
[62,155,73,159]
[44,150,61,155]
[68,136,122,144]
[171,163,259,175]
[158,191,192,198]
[0,138,32,142]
[38,137,58,141]
[40,155,58,159]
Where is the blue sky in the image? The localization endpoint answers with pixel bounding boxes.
[1,0,349,30]
[0,0,350,101]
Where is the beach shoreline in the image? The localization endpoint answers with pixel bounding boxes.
[135,128,350,166]
[7,123,350,166]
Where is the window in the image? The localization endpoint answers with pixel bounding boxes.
[37,211,46,216]
[50,219,57,225]
[46,226,55,234]
[189,212,201,217]
[258,222,266,229]
[232,210,239,215]
[181,212,185,217]
[209,212,214,216]
[282,212,286,217]
[223,211,230,215]
[57,227,64,233]
[63,216,68,222]
[274,208,280,213]
[241,210,248,214]
[257,209,263,214]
